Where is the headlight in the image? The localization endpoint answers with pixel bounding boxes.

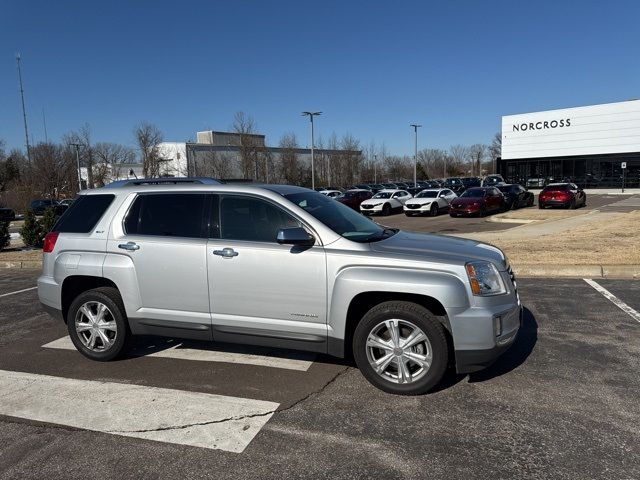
[370,203,382,207]
[465,261,506,296]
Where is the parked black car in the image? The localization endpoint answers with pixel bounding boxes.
[444,177,465,194]
[0,208,16,222]
[496,184,535,210]
[29,199,68,217]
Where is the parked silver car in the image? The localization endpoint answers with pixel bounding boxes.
[38,178,521,395]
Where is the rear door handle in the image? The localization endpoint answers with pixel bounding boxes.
[118,241,140,251]
[213,247,238,258]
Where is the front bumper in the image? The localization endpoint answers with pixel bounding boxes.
[453,304,522,374]
[449,206,480,216]
[403,204,431,215]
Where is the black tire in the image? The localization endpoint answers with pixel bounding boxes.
[528,196,534,207]
[538,203,544,209]
[430,204,438,217]
[353,301,449,395]
[569,198,576,210]
[382,203,391,216]
[479,206,486,217]
[67,287,130,361]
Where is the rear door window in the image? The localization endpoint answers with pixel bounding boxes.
[54,194,115,233]
[124,193,207,238]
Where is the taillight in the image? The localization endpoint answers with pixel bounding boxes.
[43,231,59,253]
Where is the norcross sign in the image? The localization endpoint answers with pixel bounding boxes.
[512,118,571,132]
[502,100,640,160]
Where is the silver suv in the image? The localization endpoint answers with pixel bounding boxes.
[38,178,521,395]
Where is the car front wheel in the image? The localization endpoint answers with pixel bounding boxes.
[353,301,449,395]
[382,203,391,216]
[67,287,130,361]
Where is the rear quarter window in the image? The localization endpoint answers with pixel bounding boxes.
[54,194,115,233]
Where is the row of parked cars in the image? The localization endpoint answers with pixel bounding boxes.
[318,178,587,217]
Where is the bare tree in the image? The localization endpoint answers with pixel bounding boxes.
[64,124,95,188]
[449,145,470,176]
[418,148,450,179]
[469,144,488,177]
[232,111,261,179]
[279,133,302,185]
[93,142,136,185]
[134,122,164,178]
[489,132,502,173]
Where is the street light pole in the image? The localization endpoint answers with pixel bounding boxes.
[374,154,377,183]
[410,124,422,187]
[70,143,83,191]
[302,111,322,189]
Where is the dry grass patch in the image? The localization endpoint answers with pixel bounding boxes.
[496,208,590,222]
[477,211,640,265]
[0,249,42,262]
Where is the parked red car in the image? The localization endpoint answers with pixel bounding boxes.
[538,183,586,209]
[335,189,373,210]
[449,187,505,217]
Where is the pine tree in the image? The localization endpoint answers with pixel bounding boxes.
[0,221,9,250]
[20,209,44,248]
[41,207,58,236]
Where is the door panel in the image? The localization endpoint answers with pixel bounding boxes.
[207,194,328,339]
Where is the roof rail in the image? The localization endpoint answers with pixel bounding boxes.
[103,177,221,188]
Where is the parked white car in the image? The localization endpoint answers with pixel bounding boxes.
[360,189,412,216]
[319,189,342,198]
[403,188,457,216]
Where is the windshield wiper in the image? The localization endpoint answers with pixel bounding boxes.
[367,227,398,242]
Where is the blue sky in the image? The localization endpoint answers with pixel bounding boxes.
[2,0,639,156]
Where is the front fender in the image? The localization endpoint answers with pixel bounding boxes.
[328,266,469,341]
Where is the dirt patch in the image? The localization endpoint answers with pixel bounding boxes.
[469,211,640,265]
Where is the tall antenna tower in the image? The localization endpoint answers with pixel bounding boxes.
[16,53,31,163]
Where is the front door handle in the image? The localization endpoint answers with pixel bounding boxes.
[213,247,238,258]
[118,241,140,251]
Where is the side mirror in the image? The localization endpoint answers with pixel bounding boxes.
[277,227,315,246]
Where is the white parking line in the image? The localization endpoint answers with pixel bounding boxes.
[584,279,640,324]
[0,286,37,298]
[43,336,315,371]
[0,369,278,453]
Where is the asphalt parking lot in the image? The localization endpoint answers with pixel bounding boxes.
[365,193,634,235]
[0,269,638,479]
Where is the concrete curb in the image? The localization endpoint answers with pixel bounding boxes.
[514,264,640,279]
[486,216,537,224]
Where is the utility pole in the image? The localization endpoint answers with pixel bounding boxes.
[16,53,31,164]
[302,111,321,189]
[374,154,378,183]
[42,108,48,144]
[70,143,83,191]
[410,124,422,187]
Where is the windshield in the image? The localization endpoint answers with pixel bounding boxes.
[445,178,462,185]
[461,188,485,198]
[284,192,395,242]
[416,191,438,198]
[373,192,393,199]
[497,186,513,193]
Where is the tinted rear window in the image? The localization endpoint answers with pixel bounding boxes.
[124,193,207,238]
[542,184,569,191]
[54,194,115,233]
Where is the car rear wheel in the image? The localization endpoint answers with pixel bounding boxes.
[67,287,130,361]
[569,198,576,209]
[353,301,449,395]
[538,203,545,209]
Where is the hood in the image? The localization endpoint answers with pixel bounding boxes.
[361,198,387,205]
[406,198,435,205]
[451,197,483,206]
[370,230,508,270]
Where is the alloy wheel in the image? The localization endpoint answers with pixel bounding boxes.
[75,301,118,352]
[365,319,432,384]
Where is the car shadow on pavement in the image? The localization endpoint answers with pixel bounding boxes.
[467,306,538,383]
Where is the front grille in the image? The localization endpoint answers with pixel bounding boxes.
[361,204,373,210]
[406,204,421,209]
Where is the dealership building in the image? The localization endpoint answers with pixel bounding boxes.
[497,99,640,187]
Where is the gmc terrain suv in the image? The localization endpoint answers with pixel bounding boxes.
[38,178,521,395]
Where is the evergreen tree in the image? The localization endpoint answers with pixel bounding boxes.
[41,207,58,235]
[20,210,44,248]
[0,221,9,250]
